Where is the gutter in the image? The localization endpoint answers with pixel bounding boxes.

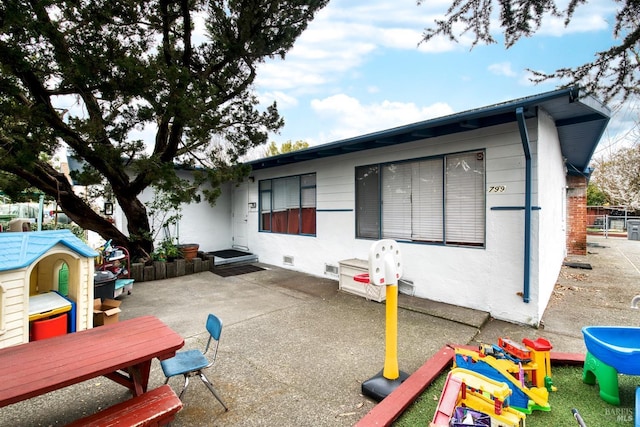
[248,87,582,171]
[516,107,532,303]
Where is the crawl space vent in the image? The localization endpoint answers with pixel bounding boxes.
[398,279,415,296]
[324,264,339,276]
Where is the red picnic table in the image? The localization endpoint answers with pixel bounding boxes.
[0,315,184,408]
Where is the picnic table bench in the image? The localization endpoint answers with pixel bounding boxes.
[65,384,182,427]
[0,315,184,423]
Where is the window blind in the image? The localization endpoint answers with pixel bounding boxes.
[445,152,485,245]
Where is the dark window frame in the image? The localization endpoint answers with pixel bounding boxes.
[259,173,317,236]
[355,150,486,247]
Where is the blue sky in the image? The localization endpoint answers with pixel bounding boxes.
[251,0,636,157]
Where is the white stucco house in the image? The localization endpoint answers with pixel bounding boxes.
[116,87,610,326]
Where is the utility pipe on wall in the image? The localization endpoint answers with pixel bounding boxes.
[516,107,532,303]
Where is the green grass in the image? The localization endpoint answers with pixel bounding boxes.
[394,365,638,426]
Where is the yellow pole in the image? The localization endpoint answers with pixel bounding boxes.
[383,284,399,380]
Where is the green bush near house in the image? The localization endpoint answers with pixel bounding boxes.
[152,238,181,262]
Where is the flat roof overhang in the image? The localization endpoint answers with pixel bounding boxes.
[248,87,610,177]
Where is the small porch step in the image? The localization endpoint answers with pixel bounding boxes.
[206,249,258,266]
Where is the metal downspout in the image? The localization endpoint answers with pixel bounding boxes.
[516,107,531,303]
[38,194,44,231]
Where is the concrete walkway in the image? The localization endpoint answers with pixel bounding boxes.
[2,235,639,426]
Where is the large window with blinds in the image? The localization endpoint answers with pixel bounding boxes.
[355,151,485,246]
[259,173,316,235]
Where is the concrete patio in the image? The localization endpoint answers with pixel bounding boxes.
[1,235,639,426]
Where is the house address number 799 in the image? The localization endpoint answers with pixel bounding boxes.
[488,186,506,193]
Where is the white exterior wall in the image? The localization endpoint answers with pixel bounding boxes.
[247,160,369,271]
[176,183,232,252]
[133,172,234,253]
[534,110,568,321]
[481,121,535,324]
[245,119,564,325]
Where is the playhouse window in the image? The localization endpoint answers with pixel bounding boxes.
[355,150,485,247]
[259,173,316,236]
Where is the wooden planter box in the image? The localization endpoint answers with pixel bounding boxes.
[130,257,211,283]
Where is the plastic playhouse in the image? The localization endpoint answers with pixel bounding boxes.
[0,230,98,348]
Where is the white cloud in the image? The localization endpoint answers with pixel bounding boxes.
[416,34,463,53]
[255,0,453,96]
[378,28,425,50]
[255,0,626,147]
[482,0,613,39]
[488,62,517,77]
[518,70,539,87]
[321,0,448,28]
[256,61,331,92]
[259,91,298,109]
[535,4,612,36]
[310,94,454,141]
[255,36,377,94]
[257,0,615,98]
[489,64,564,89]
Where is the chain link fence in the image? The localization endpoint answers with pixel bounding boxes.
[587,207,640,238]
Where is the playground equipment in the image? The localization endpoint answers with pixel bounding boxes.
[430,372,463,427]
[521,338,555,392]
[582,326,640,405]
[454,343,551,413]
[430,368,525,427]
[354,239,409,401]
[450,407,490,427]
[482,337,556,392]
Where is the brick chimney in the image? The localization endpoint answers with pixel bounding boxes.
[566,175,588,255]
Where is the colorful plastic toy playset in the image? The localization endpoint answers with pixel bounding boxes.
[430,337,556,427]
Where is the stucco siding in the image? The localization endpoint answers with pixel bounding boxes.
[249,160,369,271]
[534,109,567,321]
[135,173,234,253]
[247,120,557,325]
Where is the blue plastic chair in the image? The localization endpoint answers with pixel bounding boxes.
[161,313,228,411]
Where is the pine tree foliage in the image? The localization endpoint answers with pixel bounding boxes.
[419,0,640,102]
[0,0,328,257]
